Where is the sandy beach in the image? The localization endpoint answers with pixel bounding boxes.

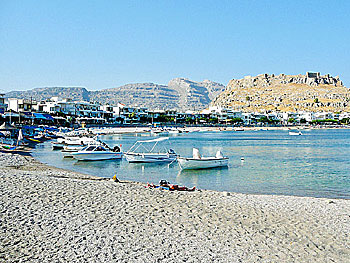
[1,152,349,262]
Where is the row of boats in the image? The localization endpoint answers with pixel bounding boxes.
[52,136,229,170]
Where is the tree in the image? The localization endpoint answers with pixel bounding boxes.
[209,118,218,123]
[340,118,349,124]
[231,117,243,123]
[258,116,269,123]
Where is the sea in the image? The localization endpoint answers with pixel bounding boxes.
[32,128,350,199]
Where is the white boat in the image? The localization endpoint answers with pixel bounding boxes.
[65,136,98,145]
[125,137,177,163]
[61,145,86,158]
[71,145,122,161]
[178,148,229,170]
[52,142,65,150]
[289,131,302,136]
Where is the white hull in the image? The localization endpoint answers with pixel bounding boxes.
[63,145,85,152]
[72,152,123,161]
[125,153,177,163]
[178,157,229,170]
[289,131,302,136]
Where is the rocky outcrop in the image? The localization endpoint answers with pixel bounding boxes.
[212,72,350,112]
[6,79,225,111]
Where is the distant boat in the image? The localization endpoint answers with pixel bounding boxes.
[71,145,122,161]
[125,137,177,163]
[289,131,302,136]
[177,148,229,170]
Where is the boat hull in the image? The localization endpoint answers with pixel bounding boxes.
[178,157,229,170]
[125,153,177,163]
[52,143,64,150]
[72,152,123,161]
[289,131,302,136]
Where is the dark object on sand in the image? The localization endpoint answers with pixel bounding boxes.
[146,180,196,191]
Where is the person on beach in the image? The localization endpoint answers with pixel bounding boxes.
[112,174,119,183]
[158,180,196,191]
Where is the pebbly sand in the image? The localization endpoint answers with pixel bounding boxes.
[0,152,349,262]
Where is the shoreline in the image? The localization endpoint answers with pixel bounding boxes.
[1,152,350,262]
[83,125,350,135]
[22,152,350,200]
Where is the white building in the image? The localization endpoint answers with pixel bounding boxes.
[7,98,36,112]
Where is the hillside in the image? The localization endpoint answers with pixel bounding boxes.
[212,72,350,112]
[89,83,179,110]
[6,87,90,102]
[6,78,225,111]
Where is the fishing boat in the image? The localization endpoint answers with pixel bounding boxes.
[0,144,32,155]
[289,131,302,136]
[0,129,31,155]
[125,137,177,163]
[71,145,122,161]
[177,148,229,170]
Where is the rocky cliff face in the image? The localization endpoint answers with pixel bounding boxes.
[6,87,90,102]
[167,78,225,111]
[89,83,179,110]
[6,79,225,111]
[212,73,350,112]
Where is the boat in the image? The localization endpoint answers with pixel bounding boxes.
[61,145,86,158]
[289,131,302,136]
[0,144,32,155]
[52,136,102,150]
[52,141,65,150]
[125,137,177,163]
[177,148,229,170]
[71,145,122,161]
[0,130,31,155]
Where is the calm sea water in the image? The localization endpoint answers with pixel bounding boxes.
[32,129,350,199]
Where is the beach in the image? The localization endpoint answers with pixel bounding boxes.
[1,152,349,262]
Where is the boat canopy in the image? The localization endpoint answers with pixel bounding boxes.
[136,137,169,143]
[127,137,171,153]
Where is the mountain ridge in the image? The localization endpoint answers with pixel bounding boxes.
[5,78,225,111]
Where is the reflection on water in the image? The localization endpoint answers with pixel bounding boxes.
[33,129,350,199]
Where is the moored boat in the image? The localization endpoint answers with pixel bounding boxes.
[289,131,302,136]
[71,145,122,161]
[125,137,177,163]
[178,148,229,170]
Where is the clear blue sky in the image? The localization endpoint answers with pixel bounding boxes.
[1,0,349,92]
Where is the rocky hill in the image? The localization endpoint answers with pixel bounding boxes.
[6,79,225,111]
[6,87,90,102]
[89,83,180,110]
[90,78,225,110]
[212,72,350,112]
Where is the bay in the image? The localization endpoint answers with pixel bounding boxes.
[32,128,350,199]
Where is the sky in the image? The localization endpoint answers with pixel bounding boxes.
[1,0,350,92]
